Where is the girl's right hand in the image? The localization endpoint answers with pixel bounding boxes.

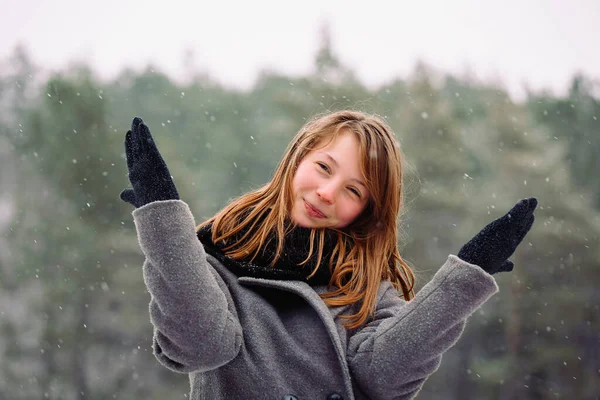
[120,117,180,208]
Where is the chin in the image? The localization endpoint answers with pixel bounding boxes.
[294,220,312,228]
[290,209,309,228]
[292,214,322,229]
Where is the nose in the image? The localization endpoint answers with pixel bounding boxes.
[316,182,337,204]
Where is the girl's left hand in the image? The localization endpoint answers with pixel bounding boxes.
[457,197,537,275]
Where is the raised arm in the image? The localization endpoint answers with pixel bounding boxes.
[348,198,537,399]
[348,256,497,398]
[121,117,242,373]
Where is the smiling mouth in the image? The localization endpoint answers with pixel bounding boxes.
[304,200,326,218]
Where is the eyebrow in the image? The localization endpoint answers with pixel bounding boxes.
[318,151,367,189]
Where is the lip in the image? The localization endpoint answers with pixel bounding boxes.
[304,200,326,218]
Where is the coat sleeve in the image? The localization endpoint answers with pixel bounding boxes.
[347,255,498,399]
[132,199,243,374]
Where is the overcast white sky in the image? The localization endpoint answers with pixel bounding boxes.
[1,0,598,100]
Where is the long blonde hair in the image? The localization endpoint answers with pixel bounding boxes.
[197,110,415,328]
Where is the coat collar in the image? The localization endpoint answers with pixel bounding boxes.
[237,276,355,398]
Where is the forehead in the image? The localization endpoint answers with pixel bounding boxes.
[313,132,366,177]
[314,130,360,156]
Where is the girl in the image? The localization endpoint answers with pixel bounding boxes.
[120,111,536,400]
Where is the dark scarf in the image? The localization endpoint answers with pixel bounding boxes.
[196,221,340,286]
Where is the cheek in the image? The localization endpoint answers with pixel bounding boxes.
[337,201,365,223]
[292,164,314,191]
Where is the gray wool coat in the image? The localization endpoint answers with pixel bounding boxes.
[131,200,499,400]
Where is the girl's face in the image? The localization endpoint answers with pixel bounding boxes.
[291,130,370,229]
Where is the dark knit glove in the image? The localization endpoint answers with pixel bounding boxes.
[457,197,537,275]
[120,117,180,208]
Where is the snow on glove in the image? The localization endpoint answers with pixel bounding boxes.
[120,117,180,208]
[457,197,537,275]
